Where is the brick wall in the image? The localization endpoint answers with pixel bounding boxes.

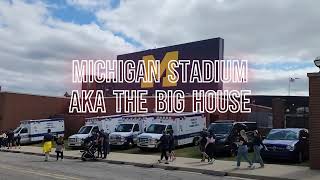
[308,72,320,169]
[0,92,69,131]
[272,98,286,128]
[0,92,271,137]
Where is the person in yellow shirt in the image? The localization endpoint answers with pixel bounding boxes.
[43,129,53,161]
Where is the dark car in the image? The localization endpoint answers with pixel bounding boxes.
[208,120,257,156]
[261,128,309,162]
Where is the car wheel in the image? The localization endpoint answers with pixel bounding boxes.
[193,137,200,146]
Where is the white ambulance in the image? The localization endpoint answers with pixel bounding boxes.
[137,112,206,150]
[13,118,65,144]
[68,114,127,148]
[109,113,161,148]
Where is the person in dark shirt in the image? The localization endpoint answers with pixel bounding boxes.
[7,129,14,149]
[158,131,170,164]
[199,128,208,162]
[43,129,53,161]
[96,133,103,158]
[100,129,109,159]
[236,130,253,169]
[252,130,265,168]
[0,131,4,148]
[168,130,176,162]
[16,134,21,149]
[205,133,216,164]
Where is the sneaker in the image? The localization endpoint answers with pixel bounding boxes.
[260,165,265,168]
[158,160,162,163]
[248,164,254,169]
[201,159,205,162]
[165,161,169,164]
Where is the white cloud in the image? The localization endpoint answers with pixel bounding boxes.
[96,0,320,95]
[0,0,318,96]
[97,0,319,60]
[0,0,136,96]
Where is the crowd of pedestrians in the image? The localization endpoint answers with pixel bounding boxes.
[2,126,265,169]
[0,129,21,149]
[198,128,266,169]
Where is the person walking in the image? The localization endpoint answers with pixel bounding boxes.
[199,128,208,162]
[96,133,103,158]
[0,131,4,148]
[158,131,170,164]
[16,133,21,149]
[236,130,253,169]
[205,133,216,164]
[6,129,14,149]
[2,132,8,148]
[43,129,53,162]
[168,130,176,162]
[55,136,64,161]
[101,129,109,159]
[252,130,265,168]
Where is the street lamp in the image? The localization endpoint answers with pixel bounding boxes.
[314,56,320,71]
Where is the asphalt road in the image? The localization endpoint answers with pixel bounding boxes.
[0,152,252,180]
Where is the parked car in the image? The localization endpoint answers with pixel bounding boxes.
[68,114,127,148]
[208,120,257,156]
[14,118,64,144]
[261,128,309,162]
[137,112,206,150]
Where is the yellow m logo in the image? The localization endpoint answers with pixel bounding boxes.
[141,51,179,88]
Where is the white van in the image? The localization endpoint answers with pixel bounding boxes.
[68,114,127,148]
[137,112,206,149]
[109,113,160,148]
[13,118,64,144]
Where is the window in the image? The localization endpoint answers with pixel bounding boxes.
[146,124,166,134]
[115,124,134,132]
[92,126,99,133]
[78,126,92,134]
[134,124,140,132]
[20,128,28,134]
[266,130,299,140]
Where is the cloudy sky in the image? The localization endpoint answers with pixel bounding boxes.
[0,0,319,96]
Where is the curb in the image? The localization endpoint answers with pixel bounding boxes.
[0,149,295,180]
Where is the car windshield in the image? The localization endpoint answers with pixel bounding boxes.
[78,126,92,134]
[13,127,21,134]
[146,124,166,134]
[115,124,133,132]
[208,123,233,135]
[266,130,299,140]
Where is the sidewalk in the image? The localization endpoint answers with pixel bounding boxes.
[1,146,320,180]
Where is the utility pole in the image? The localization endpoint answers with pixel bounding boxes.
[288,77,299,96]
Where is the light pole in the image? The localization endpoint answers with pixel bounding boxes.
[288,77,299,96]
